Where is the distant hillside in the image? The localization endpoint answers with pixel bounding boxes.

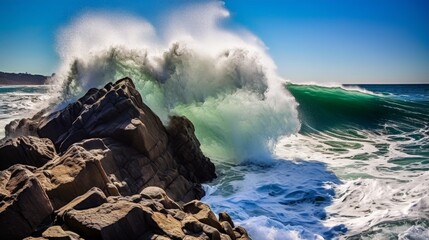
[0,71,49,85]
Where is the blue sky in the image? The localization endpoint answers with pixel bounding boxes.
[0,0,428,83]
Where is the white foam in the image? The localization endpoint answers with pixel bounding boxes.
[276,122,429,237]
[50,2,301,161]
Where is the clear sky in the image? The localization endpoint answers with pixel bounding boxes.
[0,0,428,84]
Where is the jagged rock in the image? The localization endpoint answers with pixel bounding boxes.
[63,201,149,239]
[218,212,235,228]
[184,200,223,232]
[0,136,56,170]
[37,78,168,160]
[167,116,216,183]
[201,224,221,240]
[182,215,204,234]
[54,187,248,240]
[0,165,53,240]
[89,137,204,202]
[4,78,215,203]
[140,186,180,210]
[35,144,116,209]
[56,187,107,217]
[221,221,236,240]
[234,226,251,240]
[0,78,249,239]
[149,212,185,239]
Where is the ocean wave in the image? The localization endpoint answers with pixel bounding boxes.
[49,2,300,161]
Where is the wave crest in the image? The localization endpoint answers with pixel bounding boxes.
[49,2,300,161]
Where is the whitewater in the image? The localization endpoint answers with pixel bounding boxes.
[1,2,428,239]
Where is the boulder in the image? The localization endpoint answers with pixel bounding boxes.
[140,186,180,210]
[234,226,251,240]
[63,201,149,240]
[220,221,236,240]
[0,136,56,170]
[218,212,235,228]
[184,200,223,232]
[35,144,116,209]
[0,165,53,239]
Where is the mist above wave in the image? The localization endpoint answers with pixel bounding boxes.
[50,2,300,161]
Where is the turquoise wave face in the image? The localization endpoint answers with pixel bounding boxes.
[285,83,429,172]
[286,83,429,133]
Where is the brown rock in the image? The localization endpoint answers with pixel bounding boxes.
[149,212,185,239]
[138,233,171,240]
[184,200,223,232]
[5,78,217,203]
[35,144,115,209]
[57,187,107,218]
[64,201,148,239]
[167,116,216,183]
[182,215,203,234]
[37,78,168,159]
[0,165,53,239]
[51,186,246,240]
[0,136,56,170]
[221,234,232,240]
[218,212,235,228]
[234,226,251,240]
[41,225,81,240]
[220,221,236,240]
[0,78,250,239]
[201,224,221,240]
[141,187,180,210]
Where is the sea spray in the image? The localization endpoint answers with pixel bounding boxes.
[3,2,425,239]
[50,2,301,161]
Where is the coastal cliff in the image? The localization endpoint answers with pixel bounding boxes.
[0,78,250,240]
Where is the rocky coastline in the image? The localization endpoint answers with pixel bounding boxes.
[0,78,250,240]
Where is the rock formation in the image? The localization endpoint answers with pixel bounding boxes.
[0,78,250,239]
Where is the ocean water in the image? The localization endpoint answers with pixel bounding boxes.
[1,84,427,239]
[0,85,51,136]
[203,84,429,239]
[1,2,428,239]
